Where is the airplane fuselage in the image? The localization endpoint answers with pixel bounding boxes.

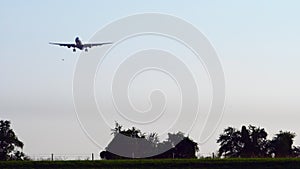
[75,37,84,50]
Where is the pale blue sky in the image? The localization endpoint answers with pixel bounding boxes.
[1,1,300,158]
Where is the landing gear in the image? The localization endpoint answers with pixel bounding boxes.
[85,48,88,52]
[73,48,76,52]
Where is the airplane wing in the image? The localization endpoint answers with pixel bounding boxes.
[49,42,76,48]
[83,42,113,48]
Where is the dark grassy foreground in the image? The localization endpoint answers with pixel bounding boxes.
[1,158,300,169]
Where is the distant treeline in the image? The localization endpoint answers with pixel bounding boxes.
[217,125,300,158]
[100,123,300,159]
[1,119,300,161]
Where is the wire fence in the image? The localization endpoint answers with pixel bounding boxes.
[28,153,97,161]
[27,153,216,161]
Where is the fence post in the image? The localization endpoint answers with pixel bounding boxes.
[92,153,94,161]
[51,153,54,161]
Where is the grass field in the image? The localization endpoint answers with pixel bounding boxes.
[1,158,300,169]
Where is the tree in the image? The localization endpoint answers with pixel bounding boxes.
[217,126,242,157]
[217,125,268,158]
[167,132,185,147]
[293,146,300,157]
[240,126,251,157]
[241,125,268,157]
[111,121,123,136]
[147,133,159,146]
[0,120,26,160]
[269,131,296,157]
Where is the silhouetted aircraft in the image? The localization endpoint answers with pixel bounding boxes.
[49,37,112,52]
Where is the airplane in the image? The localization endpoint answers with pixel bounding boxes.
[49,37,112,52]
